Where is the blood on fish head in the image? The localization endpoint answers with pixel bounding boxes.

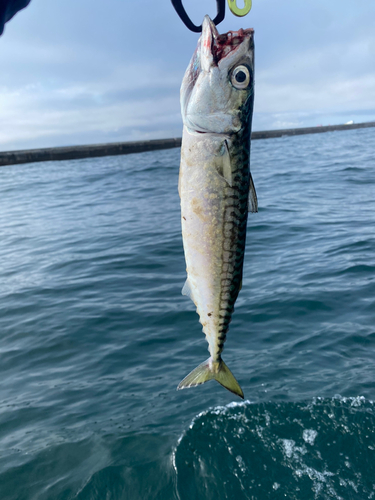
[200,15,254,68]
[213,28,254,63]
[180,16,254,135]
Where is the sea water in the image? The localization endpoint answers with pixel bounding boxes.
[0,127,374,499]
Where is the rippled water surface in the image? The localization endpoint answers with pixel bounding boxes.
[0,128,374,499]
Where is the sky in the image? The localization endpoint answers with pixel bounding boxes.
[0,0,375,151]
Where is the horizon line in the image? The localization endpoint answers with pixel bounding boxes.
[1,121,374,167]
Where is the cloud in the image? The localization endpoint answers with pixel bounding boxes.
[0,0,375,149]
[0,80,182,149]
[0,35,184,149]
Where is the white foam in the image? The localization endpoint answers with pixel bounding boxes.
[235,455,247,473]
[281,439,295,458]
[303,429,318,445]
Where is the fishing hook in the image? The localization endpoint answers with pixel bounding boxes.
[171,0,225,33]
[227,0,252,17]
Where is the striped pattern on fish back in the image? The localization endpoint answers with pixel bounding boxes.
[214,130,251,361]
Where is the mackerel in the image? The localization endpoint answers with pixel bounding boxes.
[177,16,257,398]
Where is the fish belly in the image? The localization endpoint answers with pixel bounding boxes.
[179,127,249,361]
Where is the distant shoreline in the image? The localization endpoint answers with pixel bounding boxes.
[1,121,374,167]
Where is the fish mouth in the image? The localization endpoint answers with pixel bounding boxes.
[201,15,254,66]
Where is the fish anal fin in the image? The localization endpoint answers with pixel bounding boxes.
[248,172,258,213]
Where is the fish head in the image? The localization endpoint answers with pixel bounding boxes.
[181,15,254,135]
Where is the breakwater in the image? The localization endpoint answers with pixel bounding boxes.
[1,120,374,167]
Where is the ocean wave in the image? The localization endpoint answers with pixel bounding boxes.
[173,397,375,500]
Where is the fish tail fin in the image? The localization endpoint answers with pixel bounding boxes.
[177,357,244,399]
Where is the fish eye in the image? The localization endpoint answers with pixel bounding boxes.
[231,65,251,90]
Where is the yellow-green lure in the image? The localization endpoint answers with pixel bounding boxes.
[227,0,252,17]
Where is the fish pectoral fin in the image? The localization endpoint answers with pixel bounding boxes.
[181,278,193,299]
[215,140,233,187]
[248,172,258,213]
[177,357,244,399]
[221,140,233,187]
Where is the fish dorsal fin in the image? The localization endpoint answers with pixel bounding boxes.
[182,278,193,299]
[248,172,258,213]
